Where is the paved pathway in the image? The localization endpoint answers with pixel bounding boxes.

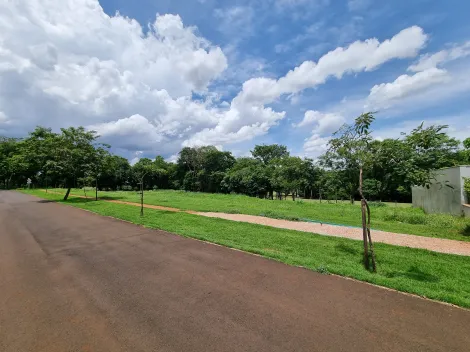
[42,190,470,256]
[108,197,470,256]
[2,190,470,352]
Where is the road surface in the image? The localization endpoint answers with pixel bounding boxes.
[1,191,469,352]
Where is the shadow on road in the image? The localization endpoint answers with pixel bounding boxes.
[36,199,57,204]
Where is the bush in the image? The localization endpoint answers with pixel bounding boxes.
[464,177,470,202]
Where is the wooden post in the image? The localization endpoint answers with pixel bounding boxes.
[361,198,369,269]
[359,168,369,269]
[140,179,144,216]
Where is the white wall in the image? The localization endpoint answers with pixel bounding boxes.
[412,166,469,216]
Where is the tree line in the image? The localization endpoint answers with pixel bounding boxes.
[1,115,469,203]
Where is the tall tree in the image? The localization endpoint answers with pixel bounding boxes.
[251,144,289,165]
[252,144,290,199]
[403,123,459,187]
[44,127,100,200]
[270,156,307,201]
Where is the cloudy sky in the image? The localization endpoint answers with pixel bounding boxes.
[1,0,469,161]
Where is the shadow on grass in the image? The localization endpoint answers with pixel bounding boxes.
[386,265,440,283]
[67,197,102,204]
[335,242,359,255]
[460,224,470,237]
[99,195,127,201]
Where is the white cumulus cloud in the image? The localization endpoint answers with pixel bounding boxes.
[188,26,427,147]
[0,0,227,155]
[367,68,450,109]
[293,110,345,134]
[236,26,427,106]
[0,0,430,157]
[408,41,470,72]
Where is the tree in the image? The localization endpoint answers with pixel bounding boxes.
[0,137,25,189]
[326,112,377,271]
[221,158,270,197]
[252,144,289,165]
[41,127,100,200]
[320,171,347,202]
[320,138,360,204]
[368,138,410,202]
[459,137,470,164]
[403,123,459,187]
[270,157,307,201]
[252,144,290,199]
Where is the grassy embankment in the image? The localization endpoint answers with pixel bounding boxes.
[20,189,470,308]
[48,188,470,242]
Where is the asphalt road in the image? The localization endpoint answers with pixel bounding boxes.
[1,191,469,352]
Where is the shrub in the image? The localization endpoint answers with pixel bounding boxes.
[464,177,470,201]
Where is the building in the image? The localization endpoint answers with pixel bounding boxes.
[411,166,470,217]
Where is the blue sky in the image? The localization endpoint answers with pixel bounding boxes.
[1,0,469,161]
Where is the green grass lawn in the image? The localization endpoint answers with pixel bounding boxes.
[21,189,470,308]
[47,188,470,242]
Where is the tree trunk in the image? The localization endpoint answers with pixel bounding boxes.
[269,189,274,200]
[365,201,377,272]
[64,187,71,201]
[359,168,368,269]
[292,192,295,201]
[95,178,98,201]
[359,167,376,272]
[7,174,13,190]
[360,198,369,269]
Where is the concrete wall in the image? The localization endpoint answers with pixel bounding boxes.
[412,166,470,216]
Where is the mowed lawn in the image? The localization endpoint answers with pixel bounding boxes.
[48,188,470,242]
[20,189,470,308]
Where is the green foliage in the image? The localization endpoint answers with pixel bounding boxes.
[49,188,470,242]
[3,122,470,203]
[464,177,470,200]
[251,144,289,165]
[22,189,470,309]
[403,123,460,187]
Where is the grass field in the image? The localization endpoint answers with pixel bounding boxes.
[20,189,470,308]
[47,188,470,242]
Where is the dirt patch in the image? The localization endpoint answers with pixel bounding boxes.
[197,212,470,256]
[40,190,470,256]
